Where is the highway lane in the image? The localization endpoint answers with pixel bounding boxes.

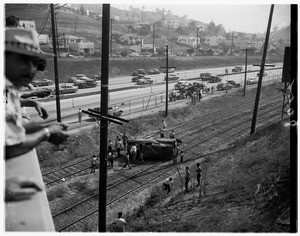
[25,64,283,124]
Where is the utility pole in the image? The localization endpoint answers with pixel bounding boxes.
[152,23,155,54]
[250,4,274,135]
[160,45,176,117]
[196,27,199,56]
[50,4,61,122]
[74,16,77,35]
[54,12,59,57]
[110,18,113,57]
[230,31,234,55]
[243,48,252,96]
[98,3,110,232]
[165,45,169,117]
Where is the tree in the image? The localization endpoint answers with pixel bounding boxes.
[138,24,151,36]
[187,48,195,54]
[176,26,189,35]
[80,4,85,15]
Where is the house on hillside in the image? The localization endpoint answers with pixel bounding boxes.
[119,34,140,45]
[133,21,150,30]
[141,43,156,54]
[58,34,94,55]
[177,35,199,48]
[202,35,218,47]
[38,34,50,44]
[163,19,180,29]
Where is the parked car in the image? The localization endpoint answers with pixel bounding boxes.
[174,80,191,90]
[217,82,232,91]
[75,74,95,82]
[208,76,222,83]
[147,68,160,75]
[226,80,241,88]
[163,68,175,73]
[59,84,78,94]
[232,66,243,72]
[91,73,101,80]
[165,74,179,81]
[128,52,140,57]
[31,78,54,87]
[88,106,123,118]
[257,72,268,77]
[136,78,154,85]
[68,77,83,83]
[200,72,212,79]
[132,69,146,76]
[246,77,259,85]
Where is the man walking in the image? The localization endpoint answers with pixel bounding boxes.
[123,153,131,169]
[91,155,97,173]
[163,177,174,195]
[196,163,202,186]
[185,166,190,192]
[130,143,137,163]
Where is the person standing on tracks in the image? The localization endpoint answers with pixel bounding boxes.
[180,150,184,163]
[130,143,137,163]
[107,152,114,168]
[108,139,113,154]
[185,166,190,192]
[91,155,97,173]
[121,132,128,149]
[123,153,131,169]
[169,129,175,139]
[160,127,166,138]
[116,138,123,157]
[196,163,202,186]
[78,108,83,127]
[163,177,174,195]
[211,86,214,94]
[112,211,127,232]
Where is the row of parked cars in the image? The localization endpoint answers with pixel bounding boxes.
[131,68,175,76]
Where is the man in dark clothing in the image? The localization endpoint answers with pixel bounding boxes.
[196,163,202,186]
[185,166,190,192]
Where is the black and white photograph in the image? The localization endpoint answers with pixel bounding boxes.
[2,1,297,233]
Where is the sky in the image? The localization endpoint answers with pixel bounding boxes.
[112,1,292,34]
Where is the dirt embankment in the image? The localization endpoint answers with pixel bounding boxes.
[39,55,283,82]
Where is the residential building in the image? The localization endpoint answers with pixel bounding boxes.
[119,34,140,45]
[203,35,218,47]
[132,21,150,30]
[177,35,199,48]
[38,34,50,44]
[59,34,94,55]
[163,19,180,29]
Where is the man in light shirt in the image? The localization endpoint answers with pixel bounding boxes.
[112,212,127,232]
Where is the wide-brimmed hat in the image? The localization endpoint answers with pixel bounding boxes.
[5,28,54,59]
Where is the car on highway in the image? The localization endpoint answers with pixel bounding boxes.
[147,68,160,75]
[75,74,95,82]
[88,106,123,118]
[59,84,78,94]
[208,76,222,83]
[246,77,259,85]
[91,73,101,80]
[163,68,175,73]
[226,80,241,88]
[232,66,243,72]
[31,78,54,87]
[75,81,97,89]
[132,74,145,82]
[132,69,146,76]
[165,73,179,81]
[136,77,154,85]
[217,82,232,91]
[199,72,212,79]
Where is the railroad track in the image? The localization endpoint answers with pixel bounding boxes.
[42,96,281,186]
[51,98,282,231]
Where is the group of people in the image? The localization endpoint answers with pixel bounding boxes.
[191,89,203,105]
[4,16,70,201]
[162,163,202,194]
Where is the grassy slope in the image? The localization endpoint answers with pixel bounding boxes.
[128,121,290,232]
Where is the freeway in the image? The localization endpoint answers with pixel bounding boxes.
[25,63,283,125]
